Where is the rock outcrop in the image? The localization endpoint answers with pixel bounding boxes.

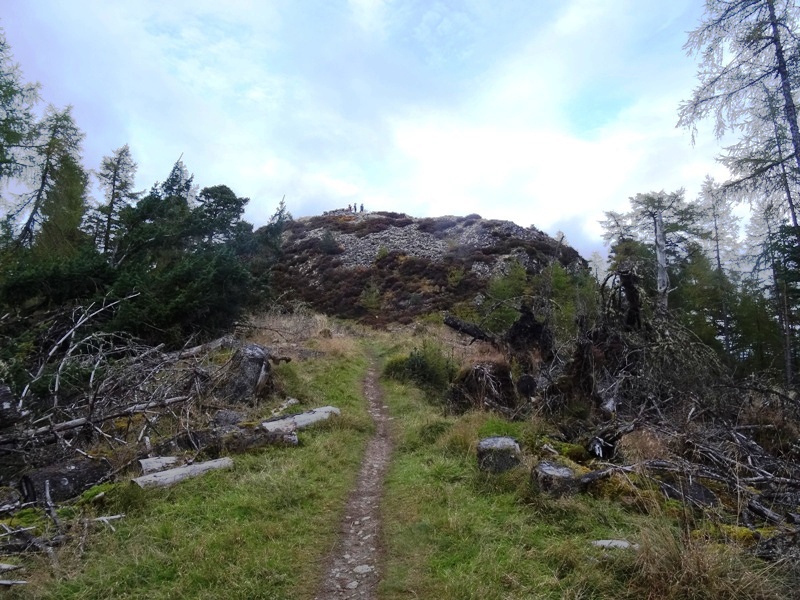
[270,211,586,323]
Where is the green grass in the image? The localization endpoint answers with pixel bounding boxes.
[14,349,372,600]
[378,367,788,600]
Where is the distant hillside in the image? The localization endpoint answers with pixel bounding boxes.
[269,210,586,323]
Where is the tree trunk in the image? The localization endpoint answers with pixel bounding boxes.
[654,211,669,313]
[767,0,800,209]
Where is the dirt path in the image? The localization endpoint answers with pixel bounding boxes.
[314,357,391,599]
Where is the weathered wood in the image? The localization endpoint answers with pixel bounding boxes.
[0,580,26,586]
[152,426,298,457]
[138,456,179,475]
[0,563,22,573]
[262,406,340,432]
[0,385,28,429]
[443,314,500,346]
[532,461,578,496]
[132,457,234,489]
[19,458,112,503]
[0,396,189,445]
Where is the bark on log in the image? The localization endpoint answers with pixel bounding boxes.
[0,564,22,573]
[132,457,234,489]
[151,426,298,458]
[138,456,179,475]
[261,406,340,432]
[19,458,112,503]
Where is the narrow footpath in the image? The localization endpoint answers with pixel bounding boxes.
[314,357,391,599]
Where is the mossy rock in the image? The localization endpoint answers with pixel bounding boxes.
[552,441,590,463]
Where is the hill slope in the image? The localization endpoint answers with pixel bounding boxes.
[271,211,585,323]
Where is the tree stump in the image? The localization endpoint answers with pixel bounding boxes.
[532,461,577,496]
[20,459,112,503]
[477,436,521,473]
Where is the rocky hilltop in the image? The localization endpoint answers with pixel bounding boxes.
[271,210,585,323]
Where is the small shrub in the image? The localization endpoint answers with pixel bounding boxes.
[382,339,457,393]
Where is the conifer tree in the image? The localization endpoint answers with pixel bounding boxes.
[96,144,138,258]
[15,106,83,247]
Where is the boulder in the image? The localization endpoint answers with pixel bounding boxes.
[532,461,578,496]
[477,436,521,473]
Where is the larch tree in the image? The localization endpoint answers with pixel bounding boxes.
[15,106,83,247]
[0,30,38,183]
[679,0,800,225]
[96,144,138,258]
[602,190,707,313]
[33,152,89,258]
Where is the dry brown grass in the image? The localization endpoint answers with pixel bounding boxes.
[617,428,671,462]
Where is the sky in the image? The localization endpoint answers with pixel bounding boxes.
[2,0,729,258]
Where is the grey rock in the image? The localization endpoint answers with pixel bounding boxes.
[477,436,521,473]
[592,539,639,550]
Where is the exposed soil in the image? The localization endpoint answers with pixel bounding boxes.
[314,357,391,599]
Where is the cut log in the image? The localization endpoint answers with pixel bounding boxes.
[477,436,521,473]
[138,456,179,475]
[19,458,112,503]
[0,580,26,586]
[261,406,341,433]
[132,457,234,489]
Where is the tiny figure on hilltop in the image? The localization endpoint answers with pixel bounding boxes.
[347,204,352,212]
[360,203,364,212]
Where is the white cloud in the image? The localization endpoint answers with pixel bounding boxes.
[3,0,723,257]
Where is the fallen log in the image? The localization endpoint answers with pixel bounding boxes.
[138,456,179,475]
[0,563,22,573]
[261,406,341,432]
[132,457,234,489]
[152,426,298,457]
[0,580,26,586]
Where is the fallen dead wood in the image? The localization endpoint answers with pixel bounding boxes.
[0,563,22,573]
[261,406,340,432]
[152,426,298,457]
[0,396,189,446]
[0,580,26,586]
[138,456,179,475]
[132,457,234,489]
